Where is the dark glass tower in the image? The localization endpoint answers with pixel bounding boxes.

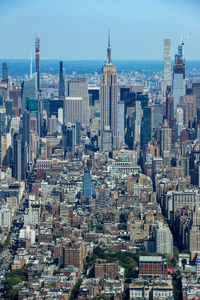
[141,106,153,151]
[59,61,65,98]
[2,62,8,83]
[35,36,40,93]
[13,134,27,180]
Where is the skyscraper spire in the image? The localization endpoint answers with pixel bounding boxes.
[107,30,111,64]
[30,51,32,77]
[178,36,184,60]
[108,30,110,47]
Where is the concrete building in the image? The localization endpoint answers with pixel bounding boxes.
[0,205,11,228]
[164,190,199,222]
[153,103,163,130]
[66,77,89,125]
[154,222,173,254]
[192,82,200,108]
[24,205,39,226]
[64,97,83,124]
[181,94,196,128]
[48,115,57,135]
[19,226,36,244]
[160,119,172,154]
[189,206,200,255]
[129,282,173,300]
[163,38,171,96]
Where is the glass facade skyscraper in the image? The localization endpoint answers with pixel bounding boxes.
[172,39,186,113]
[13,134,27,181]
[141,106,153,151]
[21,73,37,114]
[59,61,65,98]
[2,62,8,83]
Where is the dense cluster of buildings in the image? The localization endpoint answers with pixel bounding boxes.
[0,34,200,299]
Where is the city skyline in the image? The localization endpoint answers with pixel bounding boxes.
[0,0,200,60]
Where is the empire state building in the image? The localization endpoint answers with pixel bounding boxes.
[100,33,118,150]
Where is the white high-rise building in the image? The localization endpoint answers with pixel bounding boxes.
[163,38,171,96]
[176,106,184,135]
[19,226,36,244]
[0,205,11,228]
[24,205,39,226]
[154,222,173,254]
[58,108,63,124]
[65,78,89,125]
[64,97,83,124]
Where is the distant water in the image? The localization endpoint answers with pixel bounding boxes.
[0,59,200,76]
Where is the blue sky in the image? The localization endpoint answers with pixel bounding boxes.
[0,0,200,60]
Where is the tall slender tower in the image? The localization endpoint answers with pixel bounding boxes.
[35,35,43,136]
[59,61,65,98]
[100,32,118,149]
[172,38,186,113]
[35,35,40,93]
[163,38,171,96]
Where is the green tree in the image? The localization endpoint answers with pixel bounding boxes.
[4,269,27,300]
[93,294,110,300]
[172,271,182,300]
[122,284,129,300]
[70,279,82,300]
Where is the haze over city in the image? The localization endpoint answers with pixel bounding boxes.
[0,0,200,60]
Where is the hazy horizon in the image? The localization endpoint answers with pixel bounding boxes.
[0,0,200,60]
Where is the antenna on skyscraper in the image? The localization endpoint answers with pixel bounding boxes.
[30,51,32,77]
[184,32,192,44]
[107,30,111,64]
[180,32,191,59]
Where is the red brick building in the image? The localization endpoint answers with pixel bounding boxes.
[95,259,120,280]
[139,256,168,277]
[63,241,85,271]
